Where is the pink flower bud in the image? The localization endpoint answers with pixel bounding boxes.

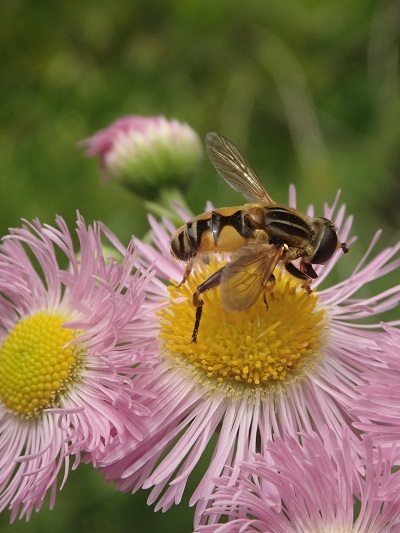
[80,115,202,198]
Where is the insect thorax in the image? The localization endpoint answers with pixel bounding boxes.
[260,206,312,248]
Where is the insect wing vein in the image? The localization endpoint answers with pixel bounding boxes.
[220,243,283,312]
[205,132,275,204]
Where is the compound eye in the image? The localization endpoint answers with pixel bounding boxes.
[312,226,338,264]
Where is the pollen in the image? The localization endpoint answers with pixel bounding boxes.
[159,258,327,396]
[0,313,81,418]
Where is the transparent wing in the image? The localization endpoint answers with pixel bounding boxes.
[220,243,283,312]
[205,132,275,204]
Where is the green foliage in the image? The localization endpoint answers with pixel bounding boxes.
[1,0,399,530]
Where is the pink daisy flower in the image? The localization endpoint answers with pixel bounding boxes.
[352,325,400,442]
[0,215,157,521]
[99,188,400,526]
[197,429,400,532]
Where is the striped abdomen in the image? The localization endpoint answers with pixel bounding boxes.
[171,207,255,261]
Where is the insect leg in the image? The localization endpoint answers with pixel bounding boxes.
[191,266,226,343]
[176,260,194,287]
[285,261,313,294]
[262,273,276,309]
[300,261,318,280]
[285,261,310,280]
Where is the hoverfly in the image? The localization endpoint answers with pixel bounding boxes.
[170,132,348,343]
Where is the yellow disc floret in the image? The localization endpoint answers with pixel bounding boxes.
[0,313,80,418]
[159,258,327,396]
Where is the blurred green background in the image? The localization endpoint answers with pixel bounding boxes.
[1,0,399,531]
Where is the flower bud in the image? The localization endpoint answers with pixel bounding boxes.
[80,115,202,199]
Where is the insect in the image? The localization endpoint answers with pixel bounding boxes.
[170,132,348,343]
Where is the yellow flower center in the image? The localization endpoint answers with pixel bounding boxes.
[0,313,81,418]
[159,259,327,397]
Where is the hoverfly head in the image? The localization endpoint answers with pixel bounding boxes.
[309,217,343,265]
